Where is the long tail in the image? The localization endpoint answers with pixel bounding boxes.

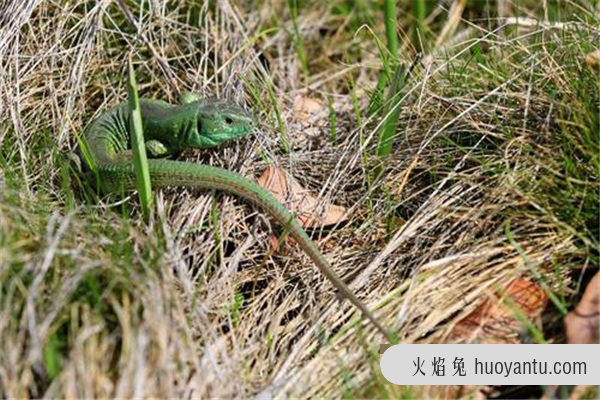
[99,159,392,341]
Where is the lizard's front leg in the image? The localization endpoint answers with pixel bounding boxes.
[145,140,169,158]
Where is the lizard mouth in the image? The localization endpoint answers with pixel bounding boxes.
[212,131,246,143]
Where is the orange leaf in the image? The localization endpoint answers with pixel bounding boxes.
[292,95,325,122]
[267,233,295,254]
[445,278,548,343]
[256,166,348,228]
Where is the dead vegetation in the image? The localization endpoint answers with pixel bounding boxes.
[0,0,598,398]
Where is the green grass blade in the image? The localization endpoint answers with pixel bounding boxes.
[127,58,153,221]
[366,31,393,117]
[43,333,61,380]
[265,78,288,153]
[383,0,398,62]
[367,0,399,118]
[413,0,426,51]
[374,64,406,179]
[75,134,102,195]
[287,0,309,79]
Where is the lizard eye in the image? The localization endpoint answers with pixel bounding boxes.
[225,117,234,125]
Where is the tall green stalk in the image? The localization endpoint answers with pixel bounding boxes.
[383,0,398,62]
[127,58,153,221]
[413,0,426,51]
[372,0,403,180]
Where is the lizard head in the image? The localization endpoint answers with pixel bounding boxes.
[190,100,254,148]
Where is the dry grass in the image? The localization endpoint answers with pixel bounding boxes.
[1,0,598,398]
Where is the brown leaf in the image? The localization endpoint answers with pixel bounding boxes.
[429,280,549,400]
[445,278,548,344]
[292,95,325,122]
[584,49,600,70]
[267,232,296,253]
[256,166,347,228]
[268,234,279,252]
[565,271,599,344]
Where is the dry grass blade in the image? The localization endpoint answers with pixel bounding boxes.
[0,1,597,399]
[435,0,466,48]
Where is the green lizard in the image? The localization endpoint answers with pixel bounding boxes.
[81,93,392,341]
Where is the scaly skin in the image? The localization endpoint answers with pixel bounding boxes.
[81,95,392,341]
